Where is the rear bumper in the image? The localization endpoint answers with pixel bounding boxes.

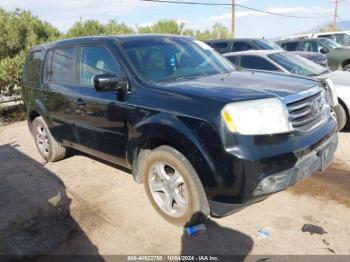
[210,133,338,217]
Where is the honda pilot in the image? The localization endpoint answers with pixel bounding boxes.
[22,35,338,226]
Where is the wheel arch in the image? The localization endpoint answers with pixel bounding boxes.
[341,59,350,70]
[26,99,51,133]
[338,97,349,125]
[127,114,219,189]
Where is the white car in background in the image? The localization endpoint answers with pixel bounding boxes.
[281,31,350,46]
[224,50,350,131]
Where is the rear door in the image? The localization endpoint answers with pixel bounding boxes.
[42,46,79,144]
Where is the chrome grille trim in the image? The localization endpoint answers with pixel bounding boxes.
[285,86,330,133]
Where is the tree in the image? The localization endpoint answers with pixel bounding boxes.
[138,20,186,35]
[0,8,61,98]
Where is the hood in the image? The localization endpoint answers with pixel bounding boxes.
[323,70,350,86]
[333,47,350,52]
[293,51,325,61]
[158,71,318,103]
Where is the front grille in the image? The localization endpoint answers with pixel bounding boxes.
[287,91,327,132]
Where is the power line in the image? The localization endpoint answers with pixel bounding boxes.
[139,0,331,19]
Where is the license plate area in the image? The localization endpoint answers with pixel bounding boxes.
[317,145,333,172]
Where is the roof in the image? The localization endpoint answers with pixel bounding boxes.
[223,50,282,56]
[206,38,264,43]
[32,34,193,51]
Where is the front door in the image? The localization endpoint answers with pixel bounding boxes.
[71,45,128,165]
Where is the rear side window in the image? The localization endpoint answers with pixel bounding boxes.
[45,47,75,83]
[318,34,333,39]
[24,51,42,82]
[209,41,231,53]
[232,41,254,52]
[240,56,279,71]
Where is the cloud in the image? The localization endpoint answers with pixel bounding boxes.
[210,5,333,21]
[0,0,156,32]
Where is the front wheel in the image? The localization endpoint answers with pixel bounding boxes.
[32,116,66,162]
[142,146,210,227]
[334,104,348,131]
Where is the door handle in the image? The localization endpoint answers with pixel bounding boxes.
[75,98,86,106]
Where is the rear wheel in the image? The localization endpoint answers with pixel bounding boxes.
[142,146,210,227]
[32,116,66,162]
[344,64,350,72]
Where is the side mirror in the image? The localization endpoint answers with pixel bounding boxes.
[93,74,128,92]
[320,48,329,54]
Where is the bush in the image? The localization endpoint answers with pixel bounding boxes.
[0,54,24,99]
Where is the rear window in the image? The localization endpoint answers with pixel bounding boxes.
[24,51,42,82]
[240,56,279,71]
[45,47,75,83]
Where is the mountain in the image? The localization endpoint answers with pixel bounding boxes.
[304,21,350,33]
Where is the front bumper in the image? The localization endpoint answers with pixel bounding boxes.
[210,133,338,217]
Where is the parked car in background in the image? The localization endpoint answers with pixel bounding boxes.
[207,38,327,66]
[206,38,282,53]
[281,31,350,46]
[22,35,338,226]
[276,38,350,71]
[224,50,350,130]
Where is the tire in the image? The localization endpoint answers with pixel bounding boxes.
[142,145,210,227]
[32,116,66,162]
[334,104,347,131]
[344,64,350,72]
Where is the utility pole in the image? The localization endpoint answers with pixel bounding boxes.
[231,0,235,38]
[332,0,342,30]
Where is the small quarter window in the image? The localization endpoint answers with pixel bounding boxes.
[24,51,42,82]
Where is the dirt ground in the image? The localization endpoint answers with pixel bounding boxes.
[0,121,349,259]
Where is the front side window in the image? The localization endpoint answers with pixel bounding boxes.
[335,34,350,45]
[121,38,234,83]
[24,51,42,82]
[240,56,279,71]
[46,47,75,83]
[79,46,119,85]
[303,41,318,52]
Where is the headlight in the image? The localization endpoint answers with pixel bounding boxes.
[221,98,293,135]
[322,79,338,106]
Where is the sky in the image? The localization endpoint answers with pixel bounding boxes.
[0,0,349,38]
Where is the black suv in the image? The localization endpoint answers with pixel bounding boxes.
[22,35,338,226]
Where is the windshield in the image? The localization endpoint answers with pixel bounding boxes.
[336,34,350,45]
[268,52,328,77]
[121,37,234,83]
[319,38,342,49]
[253,39,282,50]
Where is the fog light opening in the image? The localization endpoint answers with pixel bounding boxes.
[261,176,277,193]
